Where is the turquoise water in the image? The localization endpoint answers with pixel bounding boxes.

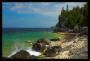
[2,31,59,57]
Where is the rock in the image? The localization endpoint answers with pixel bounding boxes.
[58,51,70,59]
[2,57,9,60]
[64,33,76,42]
[80,27,88,35]
[10,50,32,59]
[61,41,74,48]
[32,43,42,52]
[67,29,74,33]
[73,25,80,33]
[32,38,50,52]
[37,38,50,45]
[44,46,62,57]
[50,38,60,41]
[51,46,62,52]
[69,47,88,59]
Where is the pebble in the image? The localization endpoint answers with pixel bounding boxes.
[48,36,88,59]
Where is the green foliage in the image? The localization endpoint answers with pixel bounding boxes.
[57,3,88,29]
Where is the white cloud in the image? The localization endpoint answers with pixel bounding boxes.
[10,3,31,10]
[64,2,86,10]
[41,2,51,6]
[6,2,86,16]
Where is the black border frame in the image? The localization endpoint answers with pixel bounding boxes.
[1,0,89,61]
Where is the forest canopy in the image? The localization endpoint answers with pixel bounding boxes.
[55,2,88,30]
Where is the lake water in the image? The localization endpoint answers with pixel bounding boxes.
[2,28,61,57]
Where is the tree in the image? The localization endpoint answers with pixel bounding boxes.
[66,4,68,12]
[55,2,88,32]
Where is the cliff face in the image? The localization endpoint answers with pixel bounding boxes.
[53,16,68,32]
[54,3,88,33]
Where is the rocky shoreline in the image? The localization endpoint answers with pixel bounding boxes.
[2,33,88,59]
[48,36,88,59]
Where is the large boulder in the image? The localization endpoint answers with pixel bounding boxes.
[44,46,62,57]
[79,27,88,36]
[32,38,50,52]
[37,38,50,45]
[2,57,9,60]
[10,50,32,59]
[73,25,80,33]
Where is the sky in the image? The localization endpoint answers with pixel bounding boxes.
[2,2,86,28]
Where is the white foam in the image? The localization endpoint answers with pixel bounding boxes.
[8,48,41,58]
[8,49,21,58]
[26,49,41,56]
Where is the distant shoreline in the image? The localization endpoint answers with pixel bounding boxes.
[2,28,53,31]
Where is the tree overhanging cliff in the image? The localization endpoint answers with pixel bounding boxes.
[54,3,88,32]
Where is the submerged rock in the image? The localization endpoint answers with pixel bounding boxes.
[50,38,61,41]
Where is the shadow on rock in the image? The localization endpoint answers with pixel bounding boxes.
[50,38,61,41]
[32,38,50,52]
[9,50,37,59]
[44,46,62,57]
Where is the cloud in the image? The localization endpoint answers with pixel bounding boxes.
[3,2,86,16]
[32,7,61,17]
[10,3,31,10]
[41,2,51,6]
[65,2,86,10]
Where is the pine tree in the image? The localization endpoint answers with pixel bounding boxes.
[55,2,88,31]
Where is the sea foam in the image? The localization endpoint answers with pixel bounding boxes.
[8,48,41,58]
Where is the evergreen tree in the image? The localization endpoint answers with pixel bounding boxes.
[55,2,88,31]
[66,4,68,12]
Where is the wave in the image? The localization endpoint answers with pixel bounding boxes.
[8,47,41,58]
